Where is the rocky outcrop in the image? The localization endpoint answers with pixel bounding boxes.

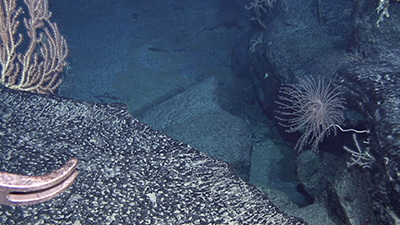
[245,0,400,224]
[0,86,305,224]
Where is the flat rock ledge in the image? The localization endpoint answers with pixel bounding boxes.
[141,78,252,180]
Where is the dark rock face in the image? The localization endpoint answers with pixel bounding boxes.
[338,0,400,223]
[296,150,379,225]
[245,0,400,224]
[247,0,353,116]
[0,86,305,224]
[338,51,400,224]
[353,0,400,55]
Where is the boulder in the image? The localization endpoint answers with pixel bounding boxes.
[0,86,305,224]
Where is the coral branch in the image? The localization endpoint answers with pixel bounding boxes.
[0,0,68,94]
